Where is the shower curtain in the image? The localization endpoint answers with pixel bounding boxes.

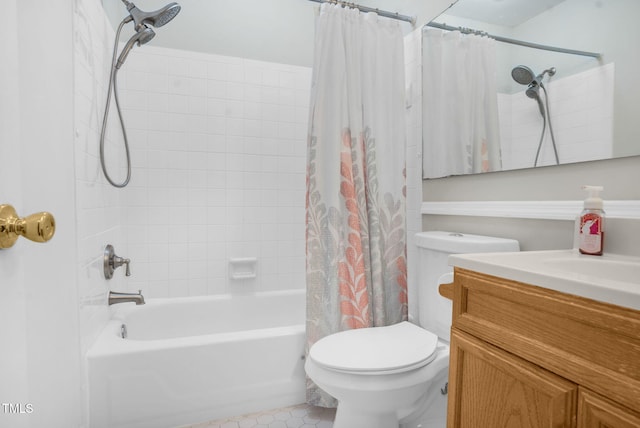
[422,29,502,178]
[305,3,407,407]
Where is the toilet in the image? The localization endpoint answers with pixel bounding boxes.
[305,231,520,428]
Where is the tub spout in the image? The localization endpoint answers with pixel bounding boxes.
[109,290,145,305]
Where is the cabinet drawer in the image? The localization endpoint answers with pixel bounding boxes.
[452,268,640,412]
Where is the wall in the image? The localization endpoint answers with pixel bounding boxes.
[114,46,310,297]
[422,155,640,254]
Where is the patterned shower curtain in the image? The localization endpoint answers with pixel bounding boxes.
[305,3,407,407]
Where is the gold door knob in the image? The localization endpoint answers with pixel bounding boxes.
[0,204,56,249]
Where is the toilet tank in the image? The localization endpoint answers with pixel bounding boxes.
[415,231,520,342]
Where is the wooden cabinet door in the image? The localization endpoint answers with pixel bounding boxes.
[578,388,640,428]
[447,329,577,428]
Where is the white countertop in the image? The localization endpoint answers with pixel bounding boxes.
[449,249,640,311]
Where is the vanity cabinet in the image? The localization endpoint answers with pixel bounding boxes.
[441,268,640,428]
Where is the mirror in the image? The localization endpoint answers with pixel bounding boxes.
[422,0,640,178]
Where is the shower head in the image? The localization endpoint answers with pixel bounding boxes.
[512,65,557,86]
[511,65,536,85]
[116,26,156,69]
[122,1,181,29]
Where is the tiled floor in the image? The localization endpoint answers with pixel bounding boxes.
[184,403,336,428]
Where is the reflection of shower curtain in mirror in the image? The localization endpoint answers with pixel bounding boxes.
[422,29,502,178]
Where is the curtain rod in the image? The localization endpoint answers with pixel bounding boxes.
[426,22,601,59]
[308,0,416,25]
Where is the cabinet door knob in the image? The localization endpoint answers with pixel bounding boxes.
[0,204,56,249]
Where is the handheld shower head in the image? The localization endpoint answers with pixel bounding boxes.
[116,26,156,69]
[102,2,181,188]
[526,82,546,116]
[123,1,181,29]
[526,81,540,99]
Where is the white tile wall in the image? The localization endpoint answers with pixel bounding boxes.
[73,0,125,359]
[115,46,312,298]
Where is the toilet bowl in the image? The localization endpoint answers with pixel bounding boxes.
[306,322,449,428]
[305,231,520,428]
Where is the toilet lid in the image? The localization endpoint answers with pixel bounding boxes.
[309,321,439,375]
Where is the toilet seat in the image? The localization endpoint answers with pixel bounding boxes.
[309,321,439,375]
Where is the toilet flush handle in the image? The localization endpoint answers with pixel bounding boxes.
[440,382,448,395]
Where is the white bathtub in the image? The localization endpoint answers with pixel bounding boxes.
[87,290,306,428]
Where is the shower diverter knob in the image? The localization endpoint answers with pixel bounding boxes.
[104,244,132,279]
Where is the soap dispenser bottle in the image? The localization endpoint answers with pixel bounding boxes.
[578,185,605,255]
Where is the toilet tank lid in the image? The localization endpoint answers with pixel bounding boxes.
[415,231,520,254]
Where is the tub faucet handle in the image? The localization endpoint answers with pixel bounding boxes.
[116,255,131,276]
[104,244,132,279]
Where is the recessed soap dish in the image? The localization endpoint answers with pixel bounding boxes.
[229,257,257,280]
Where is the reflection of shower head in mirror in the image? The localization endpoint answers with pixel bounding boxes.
[511,65,536,85]
[512,65,556,87]
[526,82,545,116]
[511,65,560,167]
[512,65,556,116]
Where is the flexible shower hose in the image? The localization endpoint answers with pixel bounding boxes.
[100,19,132,188]
[533,84,560,167]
